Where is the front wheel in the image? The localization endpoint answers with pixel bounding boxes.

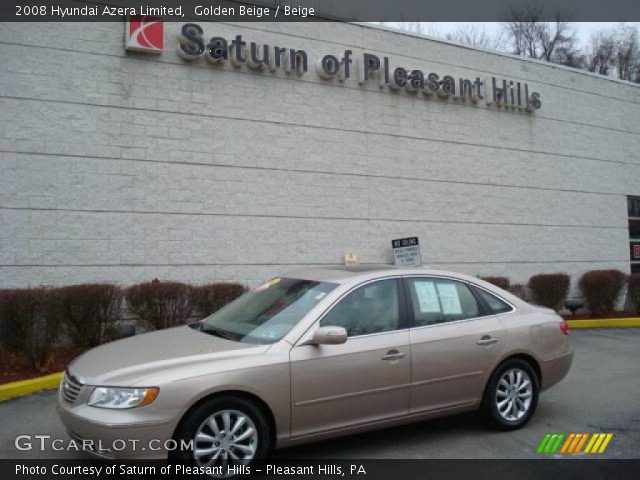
[172,396,272,471]
[482,359,539,430]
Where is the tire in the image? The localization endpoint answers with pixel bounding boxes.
[172,396,272,471]
[482,358,539,430]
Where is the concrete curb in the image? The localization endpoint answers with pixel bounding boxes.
[0,372,63,402]
[566,318,640,329]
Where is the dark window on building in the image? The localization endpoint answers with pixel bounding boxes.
[629,196,640,218]
[630,219,640,239]
[629,197,640,273]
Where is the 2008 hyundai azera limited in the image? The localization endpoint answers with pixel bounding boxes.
[58,266,573,466]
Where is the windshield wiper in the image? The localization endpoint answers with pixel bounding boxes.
[201,327,238,341]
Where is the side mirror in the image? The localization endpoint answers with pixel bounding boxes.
[310,326,347,345]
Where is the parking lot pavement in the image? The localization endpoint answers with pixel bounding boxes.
[1,329,639,460]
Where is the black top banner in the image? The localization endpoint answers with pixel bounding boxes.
[2,0,640,22]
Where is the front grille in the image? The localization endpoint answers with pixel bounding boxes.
[60,371,83,405]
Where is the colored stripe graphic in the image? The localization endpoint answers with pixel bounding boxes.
[539,433,613,454]
[598,434,613,453]
[560,433,575,453]
[574,433,589,453]
[537,433,552,453]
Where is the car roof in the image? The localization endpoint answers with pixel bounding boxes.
[284,265,471,284]
[282,265,530,310]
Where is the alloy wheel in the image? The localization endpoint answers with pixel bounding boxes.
[193,409,258,468]
[496,368,533,421]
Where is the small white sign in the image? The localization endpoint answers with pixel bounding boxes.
[436,283,462,315]
[391,237,422,267]
[414,280,440,313]
[344,252,358,266]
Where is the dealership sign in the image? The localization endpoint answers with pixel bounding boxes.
[124,21,542,112]
[125,16,164,53]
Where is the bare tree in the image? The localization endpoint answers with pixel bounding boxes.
[502,4,577,63]
[445,24,506,51]
[615,24,640,81]
[587,31,617,75]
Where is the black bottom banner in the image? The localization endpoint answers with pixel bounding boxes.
[3,459,640,480]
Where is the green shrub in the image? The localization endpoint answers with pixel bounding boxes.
[508,283,527,301]
[578,269,628,316]
[628,273,640,313]
[527,273,570,311]
[480,276,510,291]
[192,283,247,317]
[58,284,123,347]
[0,287,61,372]
[126,280,193,330]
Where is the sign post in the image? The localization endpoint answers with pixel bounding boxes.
[391,237,422,267]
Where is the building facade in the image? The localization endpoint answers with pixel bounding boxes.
[0,21,639,290]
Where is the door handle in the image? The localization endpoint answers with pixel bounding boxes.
[476,336,499,346]
[382,351,406,360]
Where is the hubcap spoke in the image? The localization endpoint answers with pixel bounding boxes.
[194,446,220,458]
[233,427,256,443]
[231,416,246,434]
[196,432,216,443]
[207,417,221,436]
[222,412,231,434]
[232,443,255,455]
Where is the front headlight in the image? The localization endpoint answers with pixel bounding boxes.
[88,387,159,409]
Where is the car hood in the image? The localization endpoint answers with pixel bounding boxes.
[68,325,270,386]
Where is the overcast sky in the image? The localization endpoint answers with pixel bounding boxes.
[389,22,640,49]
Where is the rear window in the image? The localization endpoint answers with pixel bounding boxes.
[471,286,513,314]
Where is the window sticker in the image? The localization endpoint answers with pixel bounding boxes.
[255,277,281,292]
[436,283,462,315]
[414,281,441,313]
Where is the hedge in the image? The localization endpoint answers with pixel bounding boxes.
[0,280,249,373]
[0,287,62,372]
[527,273,570,311]
[126,280,195,331]
[192,283,247,317]
[578,269,627,316]
[58,284,124,348]
[480,276,510,291]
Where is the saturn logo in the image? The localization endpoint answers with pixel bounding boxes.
[125,16,164,53]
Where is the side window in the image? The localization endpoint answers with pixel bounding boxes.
[320,279,400,337]
[406,277,480,326]
[471,285,513,314]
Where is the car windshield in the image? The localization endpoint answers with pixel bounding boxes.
[198,277,338,344]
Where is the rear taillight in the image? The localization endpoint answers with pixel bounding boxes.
[559,320,569,335]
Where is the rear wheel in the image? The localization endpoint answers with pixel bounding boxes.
[482,359,539,430]
[172,396,271,472]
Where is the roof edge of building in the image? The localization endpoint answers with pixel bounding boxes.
[356,22,640,89]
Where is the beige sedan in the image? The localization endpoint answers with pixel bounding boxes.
[57,266,572,466]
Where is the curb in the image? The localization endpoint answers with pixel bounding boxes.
[0,372,63,402]
[566,318,640,329]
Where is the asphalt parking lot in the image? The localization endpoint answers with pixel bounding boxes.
[0,329,638,460]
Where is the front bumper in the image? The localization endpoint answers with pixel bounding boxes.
[57,389,179,460]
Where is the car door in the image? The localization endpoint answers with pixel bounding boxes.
[404,276,507,413]
[289,278,411,438]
